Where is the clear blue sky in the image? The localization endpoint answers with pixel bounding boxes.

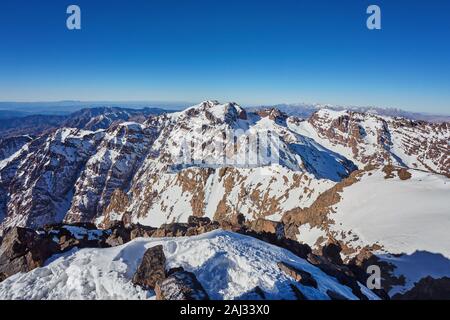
[0,0,449,114]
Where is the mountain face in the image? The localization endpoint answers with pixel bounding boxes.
[0,100,449,298]
[290,109,449,176]
[0,106,165,139]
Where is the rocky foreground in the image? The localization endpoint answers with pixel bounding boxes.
[1,215,448,300]
[0,215,379,300]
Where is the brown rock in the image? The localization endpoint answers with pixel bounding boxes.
[152,223,189,238]
[249,218,283,235]
[277,261,318,288]
[105,222,131,246]
[0,227,58,280]
[155,270,209,300]
[132,245,166,290]
[129,224,156,240]
[187,216,211,227]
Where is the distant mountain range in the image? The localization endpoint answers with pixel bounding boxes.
[250,103,450,123]
[0,106,168,139]
[1,101,448,123]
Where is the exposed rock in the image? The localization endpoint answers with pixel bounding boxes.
[152,223,189,238]
[383,165,412,180]
[155,270,209,300]
[277,262,318,288]
[242,229,311,260]
[132,245,166,290]
[0,227,58,279]
[121,212,133,228]
[307,253,368,300]
[248,218,284,237]
[186,223,220,236]
[129,224,156,240]
[105,222,131,246]
[393,276,450,300]
[322,242,343,265]
[187,216,211,227]
[327,289,348,300]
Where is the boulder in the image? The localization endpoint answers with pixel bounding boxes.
[0,227,58,280]
[155,271,209,300]
[248,218,284,238]
[132,245,166,290]
[105,222,131,246]
[277,262,318,288]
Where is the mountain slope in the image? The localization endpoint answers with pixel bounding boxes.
[290,109,449,176]
[291,167,450,297]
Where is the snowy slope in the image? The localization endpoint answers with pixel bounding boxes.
[0,230,379,300]
[294,168,450,296]
[330,169,450,258]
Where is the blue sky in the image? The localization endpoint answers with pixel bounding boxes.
[0,0,449,114]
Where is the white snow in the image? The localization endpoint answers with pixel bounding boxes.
[0,230,379,300]
[330,169,450,258]
[297,223,327,248]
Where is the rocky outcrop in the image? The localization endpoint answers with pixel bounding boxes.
[0,227,58,280]
[321,243,344,265]
[248,218,284,237]
[306,253,369,300]
[277,262,317,288]
[132,245,166,290]
[155,270,209,300]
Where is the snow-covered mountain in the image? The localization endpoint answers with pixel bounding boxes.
[0,100,449,299]
[252,103,450,123]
